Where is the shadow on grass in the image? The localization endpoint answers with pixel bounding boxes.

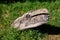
[29,24,60,35]
[0,0,56,4]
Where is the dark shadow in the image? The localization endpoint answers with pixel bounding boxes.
[0,0,26,4]
[29,24,60,35]
[38,0,56,2]
[0,0,56,4]
[0,0,26,3]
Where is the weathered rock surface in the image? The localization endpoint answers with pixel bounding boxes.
[12,9,49,30]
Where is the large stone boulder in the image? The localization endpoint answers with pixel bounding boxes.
[12,9,49,30]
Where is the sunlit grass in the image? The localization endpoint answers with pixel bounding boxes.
[0,0,60,40]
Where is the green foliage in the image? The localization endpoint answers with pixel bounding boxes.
[0,0,60,40]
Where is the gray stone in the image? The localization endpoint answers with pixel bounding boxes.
[12,9,49,30]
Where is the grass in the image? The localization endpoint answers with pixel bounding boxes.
[0,0,60,40]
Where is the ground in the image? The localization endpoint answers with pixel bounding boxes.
[0,0,60,40]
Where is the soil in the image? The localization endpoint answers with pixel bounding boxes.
[48,35,60,40]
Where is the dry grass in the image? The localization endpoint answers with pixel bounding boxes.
[48,35,60,40]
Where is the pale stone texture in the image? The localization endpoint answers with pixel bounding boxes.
[12,9,49,30]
